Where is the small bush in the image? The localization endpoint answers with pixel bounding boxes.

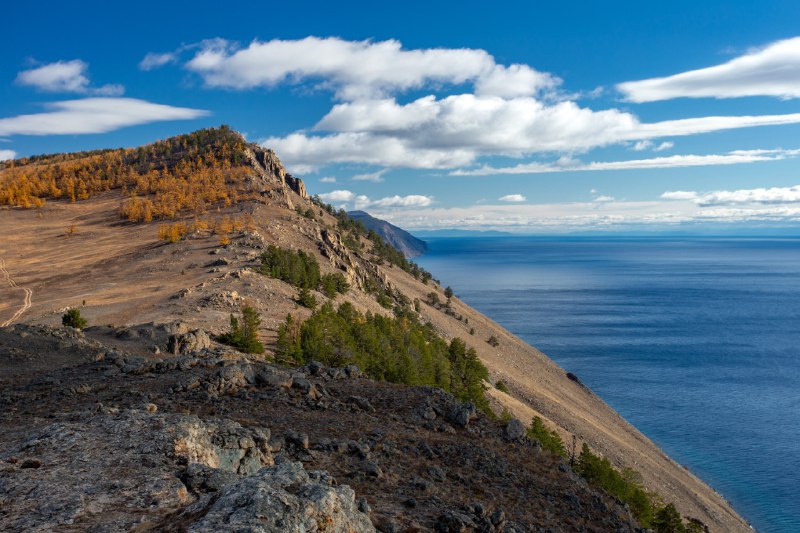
[297,287,318,309]
[527,417,567,458]
[320,272,350,299]
[495,380,510,393]
[487,335,500,347]
[62,308,87,329]
[217,306,264,354]
[469,327,475,335]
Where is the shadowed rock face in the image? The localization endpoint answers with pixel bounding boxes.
[0,325,636,532]
[347,210,429,258]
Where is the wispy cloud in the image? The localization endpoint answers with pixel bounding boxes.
[0,98,208,136]
[139,52,178,71]
[319,176,337,183]
[618,36,800,102]
[351,169,387,182]
[451,148,800,176]
[662,184,800,206]
[632,140,673,152]
[499,194,527,202]
[0,149,16,161]
[16,60,124,96]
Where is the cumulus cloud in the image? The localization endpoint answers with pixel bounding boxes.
[0,149,17,161]
[499,194,527,202]
[266,92,800,169]
[16,60,124,96]
[451,148,800,176]
[317,189,433,209]
[0,98,208,136]
[618,37,800,102]
[184,36,555,100]
[351,169,387,182]
[662,184,800,206]
[139,52,178,71]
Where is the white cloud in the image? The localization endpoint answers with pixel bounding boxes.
[663,184,800,206]
[378,198,800,232]
[351,169,387,182]
[474,64,560,98]
[660,191,698,201]
[267,92,800,169]
[655,141,674,151]
[319,176,337,183]
[369,194,433,208]
[263,131,475,170]
[593,195,615,203]
[185,36,556,100]
[451,148,800,176]
[618,36,800,102]
[16,60,124,96]
[317,190,356,203]
[139,52,178,71]
[632,140,673,152]
[499,194,527,202]
[0,98,209,136]
[317,189,433,209]
[0,149,16,161]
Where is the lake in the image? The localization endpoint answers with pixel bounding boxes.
[416,236,800,532]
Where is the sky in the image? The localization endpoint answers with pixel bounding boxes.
[3,0,800,233]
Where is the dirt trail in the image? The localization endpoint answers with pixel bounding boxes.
[0,258,33,327]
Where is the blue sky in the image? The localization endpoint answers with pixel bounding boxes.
[3,0,800,232]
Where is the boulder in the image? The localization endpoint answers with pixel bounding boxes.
[503,419,526,441]
[188,461,374,532]
[167,329,211,355]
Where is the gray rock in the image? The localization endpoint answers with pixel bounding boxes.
[0,410,272,532]
[450,402,478,428]
[188,461,374,532]
[167,329,211,355]
[503,419,526,441]
[285,430,309,450]
[435,511,475,532]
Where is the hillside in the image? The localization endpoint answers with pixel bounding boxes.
[0,127,749,532]
[347,210,429,258]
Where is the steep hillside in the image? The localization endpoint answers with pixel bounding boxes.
[0,127,749,532]
[347,210,429,258]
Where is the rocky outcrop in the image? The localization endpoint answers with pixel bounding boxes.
[285,173,308,199]
[244,146,308,207]
[188,460,375,532]
[167,328,211,355]
[0,410,271,531]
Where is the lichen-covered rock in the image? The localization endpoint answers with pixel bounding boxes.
[0,410,273,532]
[167,329,211,355]
[188,460,375,532]
[503,419,526,441]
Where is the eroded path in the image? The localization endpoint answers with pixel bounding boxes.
[0,258,32,327]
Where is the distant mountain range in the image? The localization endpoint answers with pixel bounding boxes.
[347,210,429,258]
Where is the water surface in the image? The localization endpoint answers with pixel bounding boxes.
[416,236,800,532]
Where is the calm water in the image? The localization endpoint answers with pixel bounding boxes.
[416,236,800,533]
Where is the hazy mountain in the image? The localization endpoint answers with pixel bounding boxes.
[347,210,429,258]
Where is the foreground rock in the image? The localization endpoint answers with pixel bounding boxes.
[0,325,636,532]
[188,460,374,532]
